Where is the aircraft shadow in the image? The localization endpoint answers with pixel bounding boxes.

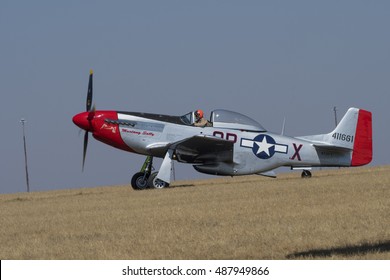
[286,240,390,259]
[170,184,195,189]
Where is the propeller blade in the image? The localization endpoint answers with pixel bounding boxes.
[82,131,88,171]
[89,103,96,119]
[86,69,93,112]
[82,70,94,171]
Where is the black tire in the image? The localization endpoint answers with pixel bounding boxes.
[301,170,312,178]
[148,172,169,189]
[131,172,149,190]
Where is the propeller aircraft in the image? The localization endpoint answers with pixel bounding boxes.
[73,71,373,190]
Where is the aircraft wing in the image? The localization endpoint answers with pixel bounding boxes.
[170,135,234,164]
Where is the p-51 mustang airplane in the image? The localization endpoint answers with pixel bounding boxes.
[73,71,372,190]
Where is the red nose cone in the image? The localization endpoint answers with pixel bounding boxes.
[73,112,93,132]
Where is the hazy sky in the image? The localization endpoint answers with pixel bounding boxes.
[1,1,389,194]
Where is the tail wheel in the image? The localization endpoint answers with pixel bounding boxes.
[301,170,312,178]
[131,172,149,190]
[148,172,169,189]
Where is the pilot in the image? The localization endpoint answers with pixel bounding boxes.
[194,109,211,127]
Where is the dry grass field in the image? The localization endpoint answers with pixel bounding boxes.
[1,166,389,260]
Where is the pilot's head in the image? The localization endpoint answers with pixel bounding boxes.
[195,109,204,121]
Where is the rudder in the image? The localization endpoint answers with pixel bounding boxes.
[351,109,372,166]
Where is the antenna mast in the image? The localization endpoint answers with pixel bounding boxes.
[333,106,338,127]
[20,118,30,192]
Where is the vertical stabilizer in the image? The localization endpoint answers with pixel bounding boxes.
[328,108,372,166]
[327,108,360,150]
[299,108,372,167]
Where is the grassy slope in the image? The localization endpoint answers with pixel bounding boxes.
[0,166,389,260]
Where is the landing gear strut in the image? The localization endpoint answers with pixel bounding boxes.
[131,156,169,190]
[131,156,153,190]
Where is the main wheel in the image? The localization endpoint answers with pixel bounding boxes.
[301,170,312,178]
[131,172,149,190]
[148,172,169,189]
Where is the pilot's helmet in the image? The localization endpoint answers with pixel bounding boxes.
[195,109,204,120]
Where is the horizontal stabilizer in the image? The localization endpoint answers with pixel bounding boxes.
[312,143,352,151]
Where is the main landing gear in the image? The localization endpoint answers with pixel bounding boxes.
[131,156,170,190]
